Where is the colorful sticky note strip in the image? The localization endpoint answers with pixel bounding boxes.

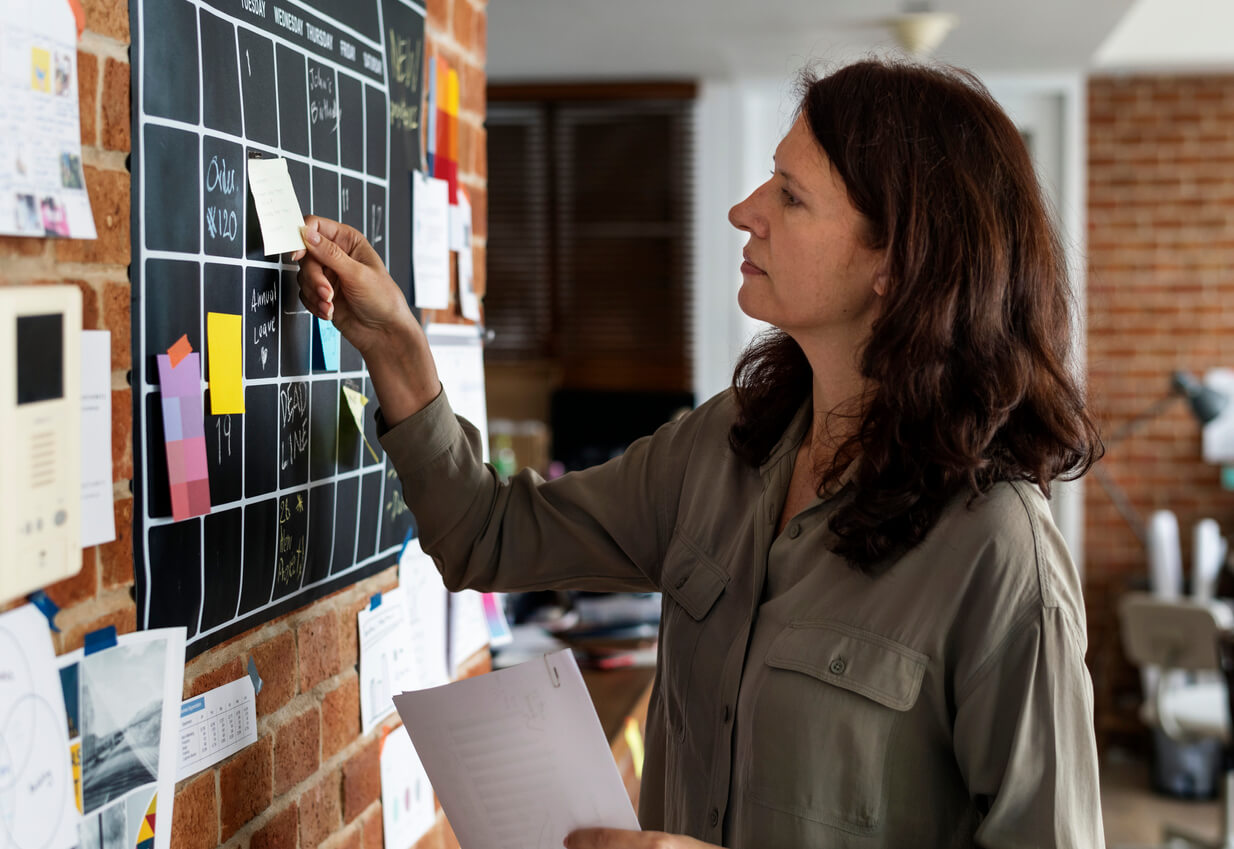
[341,385,380,463]
[206,313,245,414]
[313,317,340,370]
[433,57,458,205]
[167,334,193,368]
[157,353,212,522]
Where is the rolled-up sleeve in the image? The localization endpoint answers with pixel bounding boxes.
[952,605,1104,847]
[377,388,700,595]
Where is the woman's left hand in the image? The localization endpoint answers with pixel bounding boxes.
[564,829,719,849]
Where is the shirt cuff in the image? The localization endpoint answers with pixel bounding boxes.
[376,386,459,478]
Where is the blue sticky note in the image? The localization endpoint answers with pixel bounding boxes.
[26,590,61,632]
[313,317,340,371]
[84,625,118,655]
[370,593,383,611]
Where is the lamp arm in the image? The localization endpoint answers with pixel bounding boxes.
[1091,463,1148,547]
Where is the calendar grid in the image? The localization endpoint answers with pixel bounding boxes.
[132,0,422,658]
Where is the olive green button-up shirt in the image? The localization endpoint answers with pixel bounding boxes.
[379,388,1104,848]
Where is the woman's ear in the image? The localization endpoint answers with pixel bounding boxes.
[872,267,890,297]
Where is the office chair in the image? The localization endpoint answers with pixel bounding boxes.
[1118,592,1234,849]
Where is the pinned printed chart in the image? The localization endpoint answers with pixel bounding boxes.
[246,156,306,256]
[342,385,381,463]
[206,312,244,414]
[157,353,211,521]
[313,317,340,371]
[412,171,450,310]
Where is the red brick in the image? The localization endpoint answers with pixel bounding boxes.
[469,245,485,300]
[299,768,342,849]
[58,604,135,653]
[274,705,321,795]
[337,824,365,849]
[253,630,299,716]
[460,62,484,117]
[322,674,361,759]
[77,50,98,146]
[425,0,448,32]
[44,548,97,608]
[0,236,46,258]
[186,656,245,699]
[299,610,341,691]
[101,497,133,588]
[58,279,101,329]
[111,388,132,481]
[361,805,384,849]
[55,166,129,265]
[102,281,131,368]
[337,597,364,672]
[452,0,475,51]
[474,8,486,58]
[81,0,130,41]
[169,772,218,849]
[465,185,486,241]
[252,803,298,849]
[343,736,381,823]
[219,735,273,840]
[102,58,130,151]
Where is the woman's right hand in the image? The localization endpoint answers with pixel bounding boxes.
[291,215,416,357]
[291,215,441,425]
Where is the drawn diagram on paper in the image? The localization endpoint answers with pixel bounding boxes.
[0,604,77,849]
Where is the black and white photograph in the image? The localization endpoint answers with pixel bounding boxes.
[77,800,126,849]
[80,638,167,814]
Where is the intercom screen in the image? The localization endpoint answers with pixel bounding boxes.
[16,313,63,405]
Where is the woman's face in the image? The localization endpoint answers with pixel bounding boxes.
[729,116,886,352]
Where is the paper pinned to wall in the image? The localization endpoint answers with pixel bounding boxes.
[456,190,480,321]
[449,589,490,675]
[0,0,95,238]
[425,323,489,462]
[412,170,451,310]
[80,330,115,547]
[247,156,306,256]
[381,729,437,849]
[0,604,79,849]
[392,650,640,849]
[61,625,187,849]
[176,676,257,781]
[313,317,340,371]
[157,353,211,521]
[398,536,450,691]
[341,385,380,463]
[358,587,420,735]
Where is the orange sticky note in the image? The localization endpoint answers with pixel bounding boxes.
[167,334,193,368]
[206,313,245,414]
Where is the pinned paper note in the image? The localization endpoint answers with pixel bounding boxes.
[247,156,306,255]
[206,312,244,414]
[313,317,340,370]
[80,330,116,547]
[341,385,380,462]
[412,171,450,310]
[457,190,480,321]
[167,334,192,368]
[381,729,436,849]
[157,353,212,521]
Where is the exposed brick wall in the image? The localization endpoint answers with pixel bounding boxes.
[0,1,488,847]
[1086,74,1234,749]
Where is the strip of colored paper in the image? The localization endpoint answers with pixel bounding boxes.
[157,353,212,521]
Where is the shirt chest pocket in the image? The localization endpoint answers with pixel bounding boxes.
[747,620,927,835]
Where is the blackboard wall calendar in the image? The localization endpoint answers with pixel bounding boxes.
[130,0,425,658]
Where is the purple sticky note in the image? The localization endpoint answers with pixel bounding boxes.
[158,352,202,398]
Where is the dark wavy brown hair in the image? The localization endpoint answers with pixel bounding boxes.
[729,59,1103,570]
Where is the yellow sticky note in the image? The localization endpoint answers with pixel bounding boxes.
[207,312,245,414]
[342,385,380,463]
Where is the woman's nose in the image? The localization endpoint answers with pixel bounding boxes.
[728,186,767,237]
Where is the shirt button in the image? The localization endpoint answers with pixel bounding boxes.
[674,573,688,589]
[708,808,719,827]
[787,523,801,539]
[829,657,847,675]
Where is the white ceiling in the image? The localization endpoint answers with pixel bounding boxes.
[487,0,1234,82]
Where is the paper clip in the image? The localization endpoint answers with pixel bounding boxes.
[544,654,561,688]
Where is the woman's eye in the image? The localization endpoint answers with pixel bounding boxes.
[781,188,799,206]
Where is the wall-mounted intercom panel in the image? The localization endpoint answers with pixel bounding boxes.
[0,285,82,603]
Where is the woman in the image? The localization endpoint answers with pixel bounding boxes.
[294,59,1104,848]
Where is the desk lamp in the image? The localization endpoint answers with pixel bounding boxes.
[1094,371,1229,545]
